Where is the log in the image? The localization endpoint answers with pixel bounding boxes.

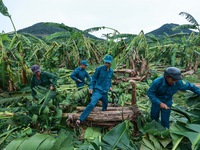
[114,69,136,74]
[182,70,195,76]
[114,77,142,82]
[140,59,148,75]
[75,106,133,112]
[63,113,132,122]
[63,109,134,117]
[88,122,119,126]
[64,106,140,127]
[129,80,136,105]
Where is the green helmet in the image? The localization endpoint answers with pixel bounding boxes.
[164,67,182,80]
[103,54,113,63]
[80,60,89,66]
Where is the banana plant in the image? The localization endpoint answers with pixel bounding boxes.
[6,129,76,150]
[0,33,9,90]
[174,12,200,32]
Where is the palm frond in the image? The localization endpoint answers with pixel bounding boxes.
[108,33,137,40]
[84,26,120,34]
[84,26,106,33]
[179,12,199,26]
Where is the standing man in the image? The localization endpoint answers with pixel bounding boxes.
[147,67,200,128]
[30,65,58,100]
[70,60,91,89]
[76,55,114,125]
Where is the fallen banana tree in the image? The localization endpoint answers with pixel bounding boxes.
[64,106,140,127]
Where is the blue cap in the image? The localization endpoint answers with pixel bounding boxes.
[31,65,40,74]
[164,67,182,80]
[80,60,89,66]
[103,54,113,63]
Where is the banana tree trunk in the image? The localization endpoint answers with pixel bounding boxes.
[193,54,199,72]
[64,106,140,127]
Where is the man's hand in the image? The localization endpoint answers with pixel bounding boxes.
[50,86,54,90]
[89,89,93,94]
[109,87,113,91]
[160,102,169,110]
[78,79,82,82]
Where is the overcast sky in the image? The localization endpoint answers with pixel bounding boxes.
[1,0,200,37]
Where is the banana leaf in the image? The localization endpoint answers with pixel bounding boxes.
[39,90,57,114]
[148,134,162,150]
[84,127,101,142]
[84,127,102,148]
[33,86,57,114]
[6,133,55,150]
[101,120,138,150]
[140,120,171,150]
[77,144,96,150]
[171,135,184,150]
[73,87,89,101]
[51,129,74,150]
[143,120,170,137]
[0,127,19,147]
[141,137,155,150]
[170,122,200,149]
[0,0,10,17]
[171,106,199,123]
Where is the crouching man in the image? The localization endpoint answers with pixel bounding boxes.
[147,67,200,128]
[30,65,58,100]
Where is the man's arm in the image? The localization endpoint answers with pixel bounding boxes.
[45,72,58,86]
[70,69,79,81]
[179,80,200,96]
[147,81,162,106]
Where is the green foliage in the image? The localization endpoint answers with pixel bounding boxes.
[179,12,199,27]
[137,119,200,150]
[6,129,76,150]
[101,120,139,150]
[147,23,195,37]
[0,0,10,17]
[84,127,102,142]
[170,121,200,150]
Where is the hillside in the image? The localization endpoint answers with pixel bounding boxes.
[146,23,196,37]
[17,22,102,40]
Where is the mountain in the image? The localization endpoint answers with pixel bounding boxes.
[17,22,102,40]
[146,23,196,37]
[17,22,196,40]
